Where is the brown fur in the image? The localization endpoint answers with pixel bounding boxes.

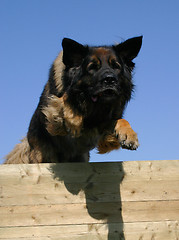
[97,119,139,154]
[4,36,142,164]
[5,119,138,163]
[53,51,65,92]
[4,138,30,164]
[42,93,83,137]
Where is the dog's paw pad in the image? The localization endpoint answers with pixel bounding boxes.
[120,139,139,150]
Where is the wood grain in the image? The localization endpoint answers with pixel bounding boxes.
[0,160,179,239]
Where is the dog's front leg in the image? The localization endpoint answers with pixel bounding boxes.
[97,119,139,154]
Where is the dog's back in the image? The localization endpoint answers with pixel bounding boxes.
[4,138,30,164]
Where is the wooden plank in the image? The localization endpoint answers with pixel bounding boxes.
[0,201,179,227]
[1,160,179,183]
[1,180,179,206]
[123,160,179,181]
[124,221,179,240]
[0,160,179,239]
[0,221,178,239]
[1,160,179,206]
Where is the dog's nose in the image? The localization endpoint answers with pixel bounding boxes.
[103,75,117,85]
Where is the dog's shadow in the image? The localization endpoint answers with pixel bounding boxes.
[49,162,125,240]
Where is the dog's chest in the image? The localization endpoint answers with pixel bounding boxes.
[53,128,100,157]
[76,128,101,152]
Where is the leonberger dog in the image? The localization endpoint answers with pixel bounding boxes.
[5,36,142,164]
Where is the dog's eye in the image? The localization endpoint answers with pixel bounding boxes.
[110,60,121,70]
[87,62,99,71]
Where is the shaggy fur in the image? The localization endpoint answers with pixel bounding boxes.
[4,36,142,164]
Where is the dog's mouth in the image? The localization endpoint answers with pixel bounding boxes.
[91,88,119,102]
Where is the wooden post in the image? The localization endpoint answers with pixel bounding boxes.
[0,160,179,239]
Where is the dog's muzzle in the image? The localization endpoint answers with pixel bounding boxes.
[91,73,119,102]
[102,74,117,86]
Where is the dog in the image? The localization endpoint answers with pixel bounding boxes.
[4,36,142,164]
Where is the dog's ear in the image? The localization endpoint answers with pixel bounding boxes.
[62,38,89,68]
[114,36,143,63]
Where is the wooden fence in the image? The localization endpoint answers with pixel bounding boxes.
[0,160,179,239]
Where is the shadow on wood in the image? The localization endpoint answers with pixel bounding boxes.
[49,162,125,239]
[0,160,179,239]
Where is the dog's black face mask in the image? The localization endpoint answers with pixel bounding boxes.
[83,47,125,103]
[62,37,142,121]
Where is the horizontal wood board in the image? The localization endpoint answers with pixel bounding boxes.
[0,160,179,239]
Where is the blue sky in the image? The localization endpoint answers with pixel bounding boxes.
[0,0,179,163]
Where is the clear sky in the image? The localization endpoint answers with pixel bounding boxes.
[0,0,179,164]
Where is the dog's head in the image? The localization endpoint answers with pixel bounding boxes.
[61,37,142,122]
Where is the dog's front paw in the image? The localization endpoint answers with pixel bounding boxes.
[115,119,139,150]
